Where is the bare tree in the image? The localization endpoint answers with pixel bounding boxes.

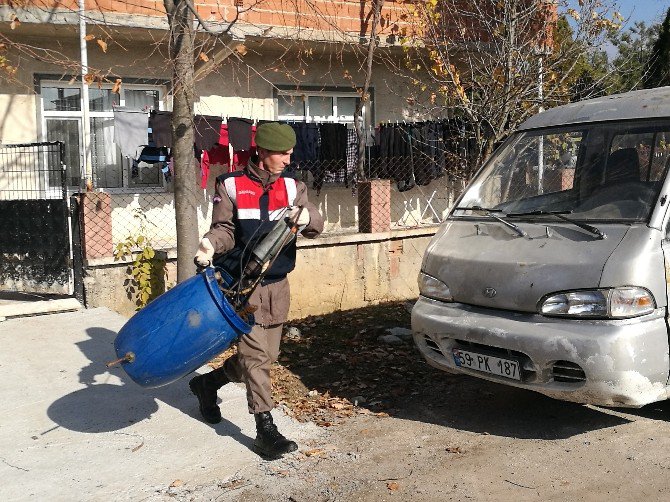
[164,0,198,282]
[391,0,622,179]
[1,1,251,282]
[354,0,385,180]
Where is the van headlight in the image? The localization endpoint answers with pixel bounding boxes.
[539,287,655,319]
[418,272,453,302]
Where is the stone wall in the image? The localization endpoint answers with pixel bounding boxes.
[83,228,435,319]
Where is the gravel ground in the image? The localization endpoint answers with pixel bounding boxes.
[154,302,670,501]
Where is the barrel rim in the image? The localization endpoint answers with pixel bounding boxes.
[203,267,254,334]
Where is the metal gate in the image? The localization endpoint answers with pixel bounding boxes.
[0,142,79,296]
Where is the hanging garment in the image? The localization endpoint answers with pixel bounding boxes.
[217,123,230,150]
[290,123,319,163]
[232,125,257,170]
[113,109,148,159]
[313,123,347,193]
[228,117,254,151]
[344,128,359,187]
[137,145,169,164]
[149,111,173,148]
[135,145,170,183]
[413,122,434,187]
[232,150,253,171]
[161,164,172,183]
[194,115,223,152]
[318,123,347,161]
[377,124,394,179]
[396,124,416,192]
[201,143,231,188]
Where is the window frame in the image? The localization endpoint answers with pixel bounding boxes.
[274,84,374,126]
[37,76,169,193]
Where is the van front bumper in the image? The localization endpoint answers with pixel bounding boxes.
[411,296,670,407]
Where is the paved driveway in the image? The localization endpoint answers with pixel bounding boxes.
[0,308,317,501]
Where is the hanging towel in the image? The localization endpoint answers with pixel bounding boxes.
[113,109,148,159]
[149,111,173,148]
[194,115,223,152]
[228,117,253,151]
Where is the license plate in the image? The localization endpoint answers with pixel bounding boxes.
[452,348,521,381]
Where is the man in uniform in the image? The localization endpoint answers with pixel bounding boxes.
[191,122,323,459]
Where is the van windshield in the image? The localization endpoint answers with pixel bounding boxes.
[455,121,670,222]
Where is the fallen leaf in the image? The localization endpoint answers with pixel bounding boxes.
[85,34,96,41]
[10,16,20,30]
[303,448,325,457]
[198,52,209,62]
[387,481,400,491]
[96,39,107,53]
[111,78,122,94]
[169,479,183,487]
[235,44,247,56]
[446,446,463,454]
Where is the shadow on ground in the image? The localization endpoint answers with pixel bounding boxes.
[46,326,253,450]
[274,300,644,440]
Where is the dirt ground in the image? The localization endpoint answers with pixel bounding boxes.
[162,302,670,501]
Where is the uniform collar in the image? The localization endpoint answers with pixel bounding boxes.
[245,161,281,189]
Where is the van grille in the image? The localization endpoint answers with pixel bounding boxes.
[423,335,444,356]
[552,361,586,383]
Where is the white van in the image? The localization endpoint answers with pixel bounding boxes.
[412,87,670,407]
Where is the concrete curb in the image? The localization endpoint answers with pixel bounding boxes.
[0,297,82,320]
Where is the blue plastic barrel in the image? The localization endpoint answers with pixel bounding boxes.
[113,267,253,388]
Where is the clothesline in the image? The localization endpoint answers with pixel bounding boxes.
[111,109,465,192]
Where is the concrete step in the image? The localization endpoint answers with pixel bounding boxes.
[0,292,82,320]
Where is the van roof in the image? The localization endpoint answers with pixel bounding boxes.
[518,86,670,131]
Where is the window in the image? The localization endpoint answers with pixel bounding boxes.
[276,89,365,124]
[457,121,670,222]
[40,79,167,190]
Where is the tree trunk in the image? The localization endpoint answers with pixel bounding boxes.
[354,0,385,181]
[165,0,198,283]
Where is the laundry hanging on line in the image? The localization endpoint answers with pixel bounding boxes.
[149,110,173,148]
[199,122,258,188]
[113,108,148,159]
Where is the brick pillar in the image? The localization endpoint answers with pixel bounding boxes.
[358,179,391,233]
[79,192,113,259]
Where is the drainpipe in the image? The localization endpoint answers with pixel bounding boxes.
[79,0,93,189]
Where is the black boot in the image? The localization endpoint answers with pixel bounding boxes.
[189,368,229,424]
[253,411,298,459]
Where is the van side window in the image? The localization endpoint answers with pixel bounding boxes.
[649,132,670,182]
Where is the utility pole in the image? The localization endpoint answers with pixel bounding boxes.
[78,0,92,189]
